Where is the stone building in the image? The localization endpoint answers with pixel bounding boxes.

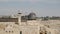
[0,12,60,34]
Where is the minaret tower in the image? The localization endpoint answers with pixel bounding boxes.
[17,10,22,25]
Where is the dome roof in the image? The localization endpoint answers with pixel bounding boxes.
[28,12,36,20]
[29,12,36,16]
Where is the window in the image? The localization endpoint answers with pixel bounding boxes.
[9,31,10,33]
[40,32,43,34]
[45,31,47,34]
[45,33,47,34]
[20,31,22,34]
[6,31,7,32]
[6,31,13,33]
[12,31,13,33]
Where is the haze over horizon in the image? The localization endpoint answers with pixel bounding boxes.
[0,0,60,17]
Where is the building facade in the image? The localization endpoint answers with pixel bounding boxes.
[0,13,60,34]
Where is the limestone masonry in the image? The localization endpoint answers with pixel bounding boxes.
[0,12,60,34]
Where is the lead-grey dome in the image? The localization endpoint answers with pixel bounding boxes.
[28,12,36,20]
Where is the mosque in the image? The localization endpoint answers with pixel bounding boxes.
[0,12,60,34]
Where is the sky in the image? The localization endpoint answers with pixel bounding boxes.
[0,0,60,17]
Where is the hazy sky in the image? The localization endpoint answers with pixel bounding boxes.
[0,0,60,17]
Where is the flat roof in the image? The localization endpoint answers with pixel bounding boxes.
[0,18,18,22]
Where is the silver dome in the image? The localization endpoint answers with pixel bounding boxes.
[28,12,36,20]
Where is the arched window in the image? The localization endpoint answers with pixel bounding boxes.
[20,31,22,34]
[6,31,14,33]
[6,31,7,32]
[12,31,13,33]
[40,32,43,34]
[9,31,10,33]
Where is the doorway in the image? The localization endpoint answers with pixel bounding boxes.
[20,31,22,34]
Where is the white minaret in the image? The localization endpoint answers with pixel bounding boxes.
[18,13,22,25]
[17,10,22,25]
